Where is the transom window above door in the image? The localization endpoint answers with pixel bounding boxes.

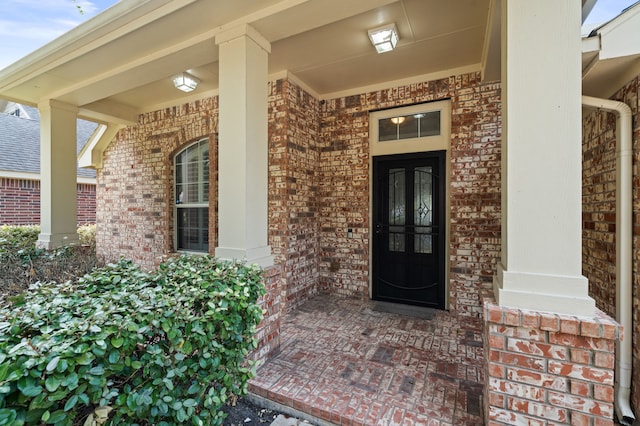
[379,110,441,141]
[370,100,451,157]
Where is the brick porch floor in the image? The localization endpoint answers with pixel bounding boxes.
[248,295,485,425]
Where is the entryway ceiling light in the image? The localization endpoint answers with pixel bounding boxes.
[368,23,399,53]
[173,72,199,92]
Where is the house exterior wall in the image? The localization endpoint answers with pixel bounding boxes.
[0,177,96,225]
[96,99,218,270]
[268,79,321,310]
[250,263,283,366]
[319,72,502,316]
[97,72,501,317]
[94,70,633,422]
[582,73,640,415]
[77,183,97,225]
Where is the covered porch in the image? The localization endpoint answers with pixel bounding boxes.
[0,0,629,424]
[249,294,484,426]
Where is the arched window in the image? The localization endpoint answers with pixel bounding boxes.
[174,138,209,252]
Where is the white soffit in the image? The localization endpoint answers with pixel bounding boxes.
[0,0,491,119]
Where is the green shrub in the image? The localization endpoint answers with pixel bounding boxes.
[0,225,41,259]
[0,255,265,425]
[0,225,100,302]
[78,225,96,249]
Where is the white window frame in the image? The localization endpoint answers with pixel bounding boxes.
[174,138,210,253]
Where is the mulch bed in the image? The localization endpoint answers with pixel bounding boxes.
[221,396,282,425]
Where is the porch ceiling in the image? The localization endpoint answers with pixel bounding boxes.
[0,0,492,124]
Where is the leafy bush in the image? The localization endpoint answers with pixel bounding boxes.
[78,225,96,249]
[0,225,40,257]
[0,226,100,302]
[0,255,265,425]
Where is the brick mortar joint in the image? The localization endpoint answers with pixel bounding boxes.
[481,289,621,340]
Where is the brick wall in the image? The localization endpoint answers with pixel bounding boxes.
[319,72,502,315]
[96,99,218,270]
[582,105,618,318]
[484,293,621,425]
[582,74,640,415]
[0,178,39,225]
[449,77,502,315]
[0,177,96,225]
[318,95,370,300]
[97,72,501,316]
[268,79,321,311]
[94,72,503,376]
[97,96,286,366]
[77,183,97,225]
[98,79,321,309]
[250,264,283,367]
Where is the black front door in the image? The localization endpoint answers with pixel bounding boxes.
[372,151,445,309]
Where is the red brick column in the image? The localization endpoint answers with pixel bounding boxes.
[483,293,621,425]
[251,264,283,367]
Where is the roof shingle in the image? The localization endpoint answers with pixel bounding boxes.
[0,111,97,179]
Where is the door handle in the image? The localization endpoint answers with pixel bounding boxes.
[375,223,382,234]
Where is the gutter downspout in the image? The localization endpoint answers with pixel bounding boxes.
[582,95,635,425]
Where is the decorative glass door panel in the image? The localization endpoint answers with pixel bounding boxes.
[373,152,445,309]
[414,166,433,254]
[388,168,406,252]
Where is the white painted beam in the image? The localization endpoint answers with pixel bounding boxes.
[79,100,139,125]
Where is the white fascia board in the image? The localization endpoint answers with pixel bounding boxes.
[0,170,96,184]
[0,171,40,181]
[597,4,640,60]
[582,35,600,53]
[0,0,197,94]
[78,124,108,168]
[77,177,97,184]
[78,123,124,169]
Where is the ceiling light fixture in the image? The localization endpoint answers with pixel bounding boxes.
[173,72,199,92]
[368,23,399,53]
[390,116,405,124]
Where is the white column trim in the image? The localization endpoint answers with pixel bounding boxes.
[495,0,595,316]
[37,99,80,249]
[494,263,595,316]
[214,24,273,267]
[214,246,273,268]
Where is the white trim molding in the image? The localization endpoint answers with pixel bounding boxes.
[0,170,96,185]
